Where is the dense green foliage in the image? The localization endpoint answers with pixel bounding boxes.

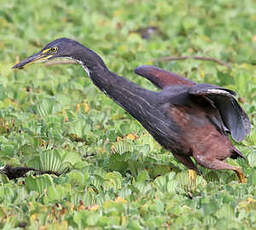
[1,0,256,229]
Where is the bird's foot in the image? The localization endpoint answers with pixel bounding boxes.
[234,167,247,183]
[188,169,197,183]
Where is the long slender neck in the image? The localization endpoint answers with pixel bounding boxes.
[74,45,157,118]
[71,44,180,148]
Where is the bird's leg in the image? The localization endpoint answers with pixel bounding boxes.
[233,167,247,183]
[188,169,197,182]
[173,153,201,174]
[173,153,200,183]
[193,154,247,183]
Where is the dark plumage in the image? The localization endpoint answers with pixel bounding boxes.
[13,38,251,182]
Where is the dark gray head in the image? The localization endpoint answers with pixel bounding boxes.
[12,38,104,70]
[42,38,83,58]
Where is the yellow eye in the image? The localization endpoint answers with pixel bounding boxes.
[50,47,58,52]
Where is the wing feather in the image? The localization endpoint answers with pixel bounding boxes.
[189,84,250,142]
[134,65,195,89]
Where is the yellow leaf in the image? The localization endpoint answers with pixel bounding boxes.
[114,197,127,203]
[199,69,205,79]
[31,214,37,221]
[126,133,138,140]
[248,197,256,203]
[39,226,48,230]
[88,204,99,211]
[113,9,122,17]
[145,61,153,65]
[75,104,80,112]
[82,103,90,113]
[116,136,122,142]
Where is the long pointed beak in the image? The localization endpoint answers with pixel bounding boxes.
[12,51,51,69]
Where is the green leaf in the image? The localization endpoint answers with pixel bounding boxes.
[247,152,256,168]
[25,174,54,194]
[39,150,62,172]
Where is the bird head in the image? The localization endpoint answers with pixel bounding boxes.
[12,38,82,69]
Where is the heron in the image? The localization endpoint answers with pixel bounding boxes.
[13,38,251,182]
